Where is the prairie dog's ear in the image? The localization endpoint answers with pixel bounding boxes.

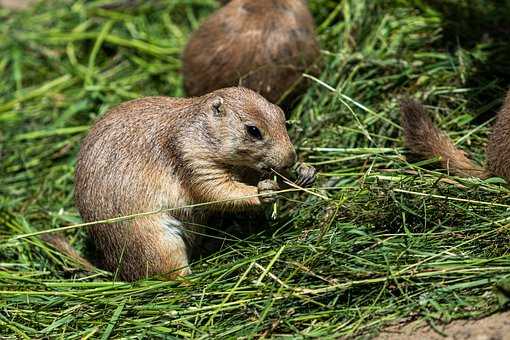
[211,96,224,117]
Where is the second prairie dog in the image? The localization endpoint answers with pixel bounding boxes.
[400,90,510,181]
[70,87,314,281]
[182,0,320,104]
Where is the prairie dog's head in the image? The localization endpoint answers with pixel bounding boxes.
[201,87,297,175]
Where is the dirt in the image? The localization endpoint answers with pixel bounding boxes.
[377,311,510,340]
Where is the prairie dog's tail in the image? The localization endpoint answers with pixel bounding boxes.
[400,99,487,178]
[41,233,95,272]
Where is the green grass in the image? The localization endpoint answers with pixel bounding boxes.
[1,0,510,338]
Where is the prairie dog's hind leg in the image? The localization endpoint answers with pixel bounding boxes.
[158,215,192,278]
[109,215,191,281]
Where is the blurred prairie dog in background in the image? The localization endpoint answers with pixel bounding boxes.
[183,0,321,104]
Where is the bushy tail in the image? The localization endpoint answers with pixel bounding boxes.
[41,233,95,272]
[400,99,487,178]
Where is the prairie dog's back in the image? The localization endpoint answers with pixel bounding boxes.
[75,96,195,222]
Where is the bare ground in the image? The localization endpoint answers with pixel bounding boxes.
[378,311,510,340]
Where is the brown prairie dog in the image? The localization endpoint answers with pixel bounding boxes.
[182,0,321,104]
[55,87,315,281]
[400,89,510,181]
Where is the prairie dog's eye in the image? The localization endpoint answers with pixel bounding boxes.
[246,125,263,140]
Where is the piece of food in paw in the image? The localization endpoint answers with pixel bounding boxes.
[257,179,280,203]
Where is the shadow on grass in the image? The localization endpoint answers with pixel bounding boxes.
[190,211,272,261]
[423,0,510,122]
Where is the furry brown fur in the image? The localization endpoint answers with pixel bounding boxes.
[182,0,320,104]
[486,91,510,180]
[400,91,510,180]
[46,87,315,281]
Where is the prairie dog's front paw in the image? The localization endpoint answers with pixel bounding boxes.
[294,162,316,187]
[257,179,280,204]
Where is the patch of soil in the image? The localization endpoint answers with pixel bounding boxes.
[377,311,510,340]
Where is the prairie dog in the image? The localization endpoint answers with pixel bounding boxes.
[49,87,315,281]
[400,90,510,180]
[182,0,321,104]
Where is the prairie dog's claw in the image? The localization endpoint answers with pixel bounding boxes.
[257,179,280,204]
[294,162,316,187]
